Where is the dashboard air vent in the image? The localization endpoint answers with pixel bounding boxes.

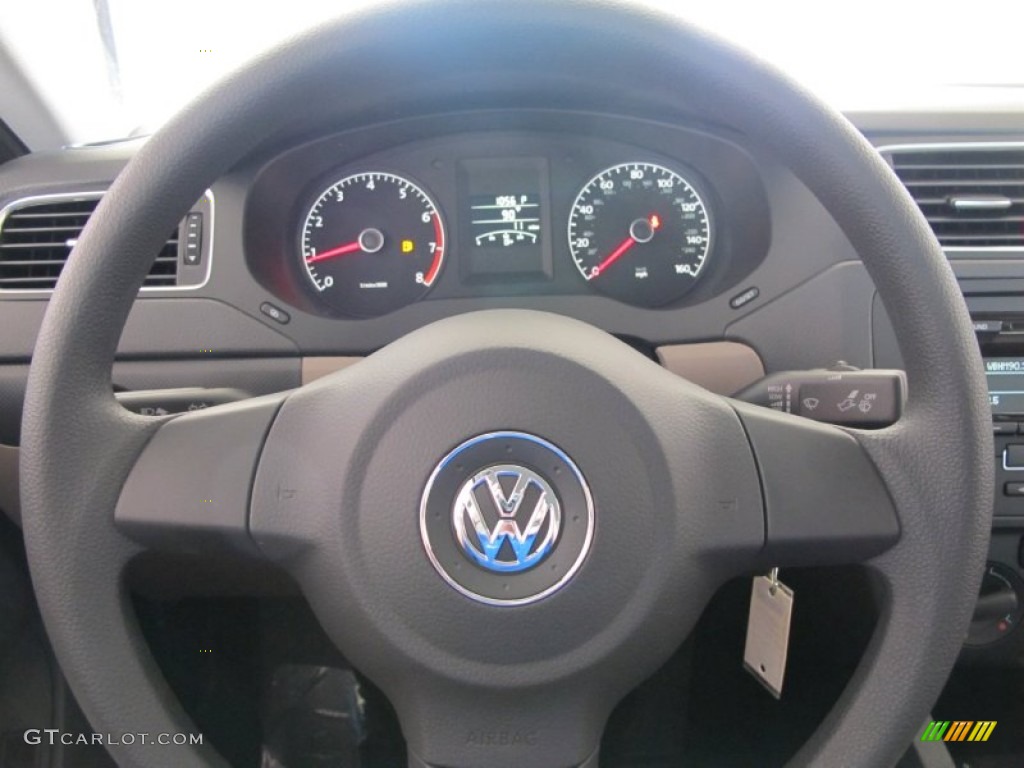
[889,146,1024,250]
[0,196,180,290]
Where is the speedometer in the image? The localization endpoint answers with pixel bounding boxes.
[300,172,446,317]
[567,162,712,307]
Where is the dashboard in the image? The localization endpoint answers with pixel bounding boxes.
[0,110,1019,393]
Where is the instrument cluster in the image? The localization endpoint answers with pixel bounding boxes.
[244,119,770,319]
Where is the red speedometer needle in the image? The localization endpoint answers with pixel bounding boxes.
[593,213,661,276]
[594,236,636,276]
[305,240,362,264]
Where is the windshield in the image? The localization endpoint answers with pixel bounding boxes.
[1,0,1023,146]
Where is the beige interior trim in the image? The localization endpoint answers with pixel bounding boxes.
[655,341,765,396]
[0,443,19,524]
[301,356,363,385]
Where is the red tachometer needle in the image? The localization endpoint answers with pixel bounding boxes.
[593,213,661,277]
[305,240,362,264]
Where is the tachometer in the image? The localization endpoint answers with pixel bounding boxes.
[568,162,712,307]
[300,172,445,316]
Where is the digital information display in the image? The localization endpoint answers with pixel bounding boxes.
[458,158,551,280]
[985,358,1024,414]
[469,194,542,248]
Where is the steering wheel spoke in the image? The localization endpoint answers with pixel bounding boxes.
[729,400,901,568]
[400,686,603,768]
[114,393,287,556]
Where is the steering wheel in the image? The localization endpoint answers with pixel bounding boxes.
[20,2,993,766]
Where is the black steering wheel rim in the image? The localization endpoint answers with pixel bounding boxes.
[20,2,992,767]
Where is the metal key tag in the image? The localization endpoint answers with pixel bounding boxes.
[743,568,794,699]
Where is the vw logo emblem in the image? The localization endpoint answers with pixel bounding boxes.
[420,431,595,606]
[452,465,561,573]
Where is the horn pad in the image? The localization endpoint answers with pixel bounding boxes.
[420,431,595,606]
